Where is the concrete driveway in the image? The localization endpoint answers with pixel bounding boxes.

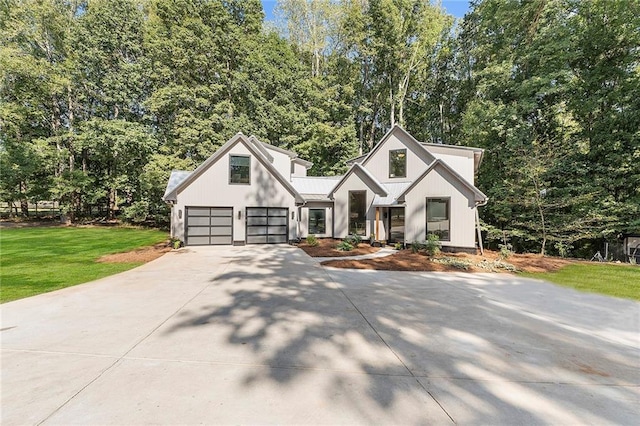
[2,245,639,425]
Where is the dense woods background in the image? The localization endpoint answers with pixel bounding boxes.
[1,0,638,257]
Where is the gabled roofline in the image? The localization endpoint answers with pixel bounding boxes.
[248,135,274,163]
[163,133,305,203]
[328,163,388,198]
[345,153,367,165]
[361,125,436,168]
[292,157,313,168]
[398,159,488,203]
[260,141,297,158]
[421,142,484,174]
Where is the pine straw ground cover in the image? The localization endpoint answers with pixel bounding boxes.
[320,249,575,273]
[298,238,380,257]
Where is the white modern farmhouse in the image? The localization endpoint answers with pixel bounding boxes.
[163,125,488,251]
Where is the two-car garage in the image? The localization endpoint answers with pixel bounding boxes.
[185,206,289,246]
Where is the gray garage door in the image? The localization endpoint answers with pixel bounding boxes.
[246,207,289,244]
[186,207,233,245]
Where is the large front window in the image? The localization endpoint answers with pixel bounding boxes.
[389,149,407,178]
[426,198,450,241]
[229,155,250,184]
[308,209,326,234]
[349,191,366,236]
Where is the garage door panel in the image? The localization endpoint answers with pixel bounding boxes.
[268,217,287,226]
[187,227,210,236]
[189,216,210,226]
[246,207,288,244]
[247,216,268,226]
[247,227,267,236]
[211,236,233,244]
[186,207,233,246]
[248,208,268,216]
[211,217,232,226]
[210,227,231,236]
[211,208,232,216]
[187,236,210,245]
[188,208,211,216]
[267,226,287,234]
[268,208,287,216]
[268,235,287,243]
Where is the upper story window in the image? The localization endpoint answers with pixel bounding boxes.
[229,155,250,184]
[389,149,407,178]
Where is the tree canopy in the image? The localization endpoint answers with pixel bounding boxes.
[1,0,638,257]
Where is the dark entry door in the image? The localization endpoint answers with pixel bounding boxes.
[388,207,405,243]
[246,207,289,244]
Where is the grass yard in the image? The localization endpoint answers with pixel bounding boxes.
[0,226,167,303]
[522,263,640,301]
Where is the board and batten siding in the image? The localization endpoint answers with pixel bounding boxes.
[403,168,477,249]
[332,173,376,239]
[427,147,476,183]
[362,132,429,183]
[172,142,297,243]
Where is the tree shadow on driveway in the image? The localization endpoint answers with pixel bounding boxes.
[158,246,640,424]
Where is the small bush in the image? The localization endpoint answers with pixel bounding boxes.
[345,233,362,246]
[170,238,183,249]
[432,257,471,270]
[411,241,424,253]
[498,243,513,259]
[424,234,441,256]
[306,235,319,247]
[337,241,354,251]
[554,241,573,258]
[394,242,403,250]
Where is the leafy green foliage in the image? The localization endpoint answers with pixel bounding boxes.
[344,233,362,246]
[306,234,319,247]
[336,241,354,251]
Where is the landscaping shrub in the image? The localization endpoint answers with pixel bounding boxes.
[498,243,513,259]
[394,242,403,250]
[337,241,354,251]
[424,234,441,256]
[411,241,424,253]
[306,235,319,247]
[345,233,362,246]
[433,257,471,270]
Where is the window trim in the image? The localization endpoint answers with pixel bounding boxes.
[229,154,250,185]
[308,208,326,235]
[348,190,367,236]
[389,148,407,178]
[426,197,450,241]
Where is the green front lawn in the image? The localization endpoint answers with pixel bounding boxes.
[0,226,167,303]
[521,263,640,300]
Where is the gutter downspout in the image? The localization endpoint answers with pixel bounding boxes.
[475,199,488,255]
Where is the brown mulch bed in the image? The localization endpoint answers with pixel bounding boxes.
[97,242,171,263]
[298,238,381,257]
[322,249,577,273]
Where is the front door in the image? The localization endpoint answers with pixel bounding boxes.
[388,207,405,243]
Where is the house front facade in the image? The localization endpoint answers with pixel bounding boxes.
[163,126,488,251]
